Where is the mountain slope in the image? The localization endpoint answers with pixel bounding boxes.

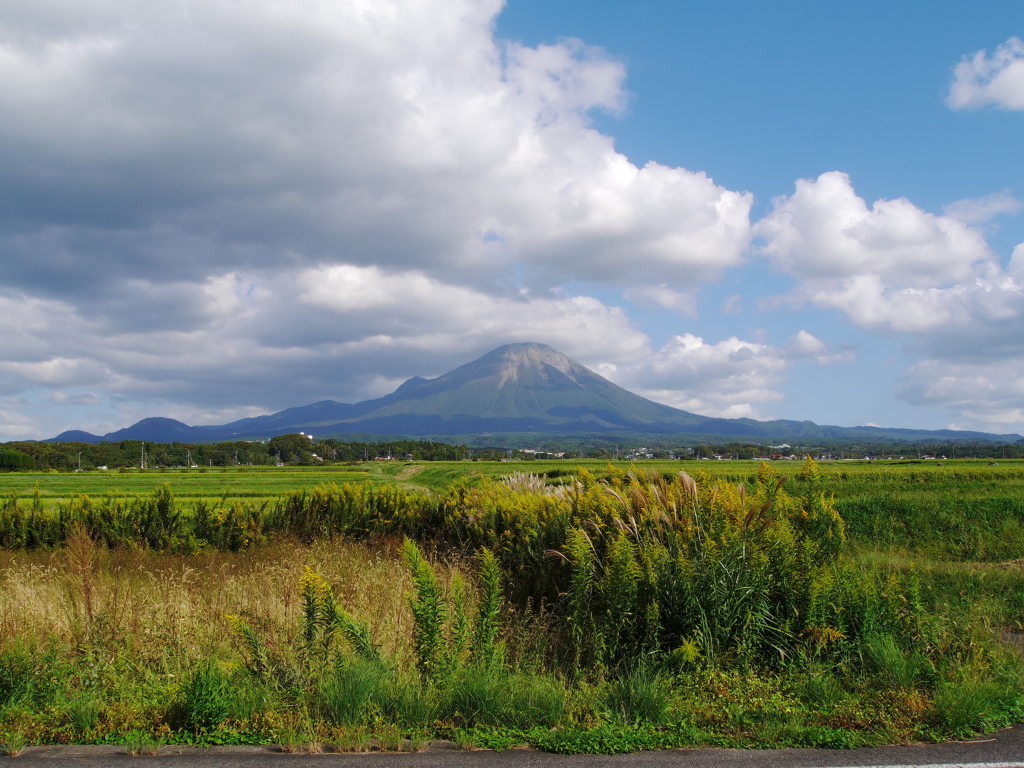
[340,343,702,428]
[45,342,1024,443]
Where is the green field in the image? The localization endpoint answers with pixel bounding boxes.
[1,458,1023,754]
[7,455,1022,493]
[0,465,377,501]
[8,457,1023,557]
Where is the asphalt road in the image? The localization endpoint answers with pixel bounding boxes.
[6,724,1024,768]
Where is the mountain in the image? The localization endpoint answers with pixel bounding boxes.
[46,342,1024,444]
[50,418,211,444]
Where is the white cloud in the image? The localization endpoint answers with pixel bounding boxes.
[0,357,113,388]
[48,392,101,406]
[947,36,1024,111]
[0,400,47,441]
[755,173,1024,431]
[721,294,742,315]
[624,285,698,315]
[0,268,652,435]
[755,172,992,288]
[3,4,1015,440]
[783,329,855,364]
[752,172,1024,338]
[603,331,847,420]
[944,192,1023,224]
[293,264,651,363]
[0,263,858,438]
[898,358,1024,433]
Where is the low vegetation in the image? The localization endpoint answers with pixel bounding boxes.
[0,459,1022,753]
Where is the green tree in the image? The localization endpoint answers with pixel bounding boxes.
[268,433,314,464]
[0,448,35,471]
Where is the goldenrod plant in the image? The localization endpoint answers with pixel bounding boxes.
[0,459,1023,751]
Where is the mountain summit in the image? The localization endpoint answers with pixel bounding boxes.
[348,342,693,429]
[48,342,1024,444]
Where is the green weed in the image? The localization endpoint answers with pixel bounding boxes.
[1,730,27,757]
[604,664,672,725]
[317,658,390,727]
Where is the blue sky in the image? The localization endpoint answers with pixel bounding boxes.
[498,0,1024,429]
[1,0,1023,440]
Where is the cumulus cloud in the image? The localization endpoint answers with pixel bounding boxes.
[7,3,1017,439]
[292,265,651,363]
[0,0,765,439]
[0,253,854,437]
[784,329,855,364]
[756,173,1024,431]
[899,358,1024,432]
[600,331,848,420]
[947,36,1024,111]
[755,172,992,289]
[0,0,750,298]
[752,171,1024,337]
[0,267,653,436]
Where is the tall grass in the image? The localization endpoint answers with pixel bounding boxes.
[0,459,1022,749]
[4,461,1023,563]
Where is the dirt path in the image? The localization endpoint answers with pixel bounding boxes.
[395,465,427,480]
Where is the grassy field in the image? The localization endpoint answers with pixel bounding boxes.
[7,455,1022,494]
[8,457,1023,558]
[0,465,376,502]
[1,458,1022,754]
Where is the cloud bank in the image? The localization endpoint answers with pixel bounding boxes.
[757,174,1024,428]
[606,331,851,421]
[0,2,1021,439]
[0,0,763,438]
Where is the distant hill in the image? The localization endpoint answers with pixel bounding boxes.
[47,342,1024,444]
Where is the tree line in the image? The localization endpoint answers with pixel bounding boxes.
[0,436,471,471]
[1,434,1020,472]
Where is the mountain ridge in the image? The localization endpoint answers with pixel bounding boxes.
[45,342,1024,444]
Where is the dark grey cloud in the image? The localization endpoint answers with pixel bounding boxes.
[0,0,764,438]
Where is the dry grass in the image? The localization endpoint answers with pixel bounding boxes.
[0,536,425,664]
